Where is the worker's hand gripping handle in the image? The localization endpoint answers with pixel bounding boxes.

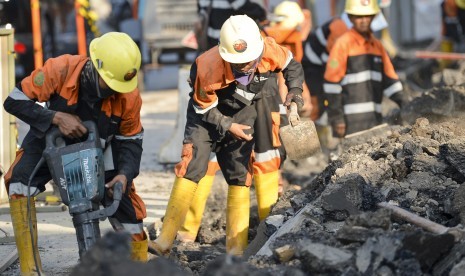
[45,121,100,148]
[73,181,124,225]
[111,182,123,202]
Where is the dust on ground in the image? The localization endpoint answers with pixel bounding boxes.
[6,78,465,275]
[153,85,465,276]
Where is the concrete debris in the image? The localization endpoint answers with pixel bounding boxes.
[69,84,465,275]
[70,232,186,276]
[201,254,267,276]
[244,85,465,275]
[298,240,353,273]
[273,245,295,263]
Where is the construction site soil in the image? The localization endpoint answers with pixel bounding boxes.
[68,82,465,276]
[5,65,465,275]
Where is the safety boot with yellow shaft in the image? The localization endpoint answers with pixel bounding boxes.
[381,28,398,58]
[177,173,215,242]
[254,171,279,221]
[148,177,197,256]
[439,39,454,69]
[10,197,43,276]
[226,185,250,256]
[131,232,148,262]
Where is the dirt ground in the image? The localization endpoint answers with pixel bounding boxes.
[5,64,465,275]
[156,84,465,276]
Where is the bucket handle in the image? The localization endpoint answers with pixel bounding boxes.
[288,102,301,127]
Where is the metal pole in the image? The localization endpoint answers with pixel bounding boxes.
[30,0,43,69]
[75,0,87,56]
[133,0,139,19]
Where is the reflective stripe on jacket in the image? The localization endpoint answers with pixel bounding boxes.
[4,54,143,184]
[323,29,402,134]
[302,17,349,69]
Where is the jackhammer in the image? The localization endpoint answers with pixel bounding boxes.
[41,120,123,258]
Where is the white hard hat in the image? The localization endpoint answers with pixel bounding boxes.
[345,0,380,16]
[273,1,304,29]
[218,15,264,64]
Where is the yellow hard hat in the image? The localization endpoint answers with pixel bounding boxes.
[89,32,141,93]
[218,15,264,64]
[345,0,380,16]
[273,1,304,29]
[456,0,465,9]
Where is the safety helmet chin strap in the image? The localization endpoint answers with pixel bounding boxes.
[93,60,104,98]
[92,60,116,99]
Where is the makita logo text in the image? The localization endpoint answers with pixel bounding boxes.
[82,157,92,185]
[60,178,67,191]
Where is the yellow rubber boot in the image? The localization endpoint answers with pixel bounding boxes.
[131,233,148,262]
[381,28,398,58]
[226,185,250,256]
[177,173,215,243]
[439,39,454,69]
[148,177,197,256]
[254,171,279,221]
[10,197,43,275]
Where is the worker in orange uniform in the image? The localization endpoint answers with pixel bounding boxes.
[302,16,349,124]
[149,15,305,256]
[301,12,349,154]
[442,0,465,54]
[324,0,404,137]
[175,1,309,244]
[264,1,313,118]
[3,32,148,274]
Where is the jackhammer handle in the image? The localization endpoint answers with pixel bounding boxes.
[112,182,123,201]
[45,120,99,147]
[72,182,124,225]
[45,127,64,147]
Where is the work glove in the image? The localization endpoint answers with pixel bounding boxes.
[284,88,304,111]
[390,92,407,109]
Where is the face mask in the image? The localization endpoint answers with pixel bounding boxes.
[231,59,259,76]
[97,86,116,99]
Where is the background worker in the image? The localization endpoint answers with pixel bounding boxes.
[302,0,391,130]
[301,9,350,155]
[3,32,148,273]
[441,0,465,54]
[196,0,267,53]
[324,0,404,138]
[149,15,304,256]
[301,14,349,124]
[264,1,313,118]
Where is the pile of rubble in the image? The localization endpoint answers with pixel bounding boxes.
[72,85,465,275]
[244,85,465,275]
